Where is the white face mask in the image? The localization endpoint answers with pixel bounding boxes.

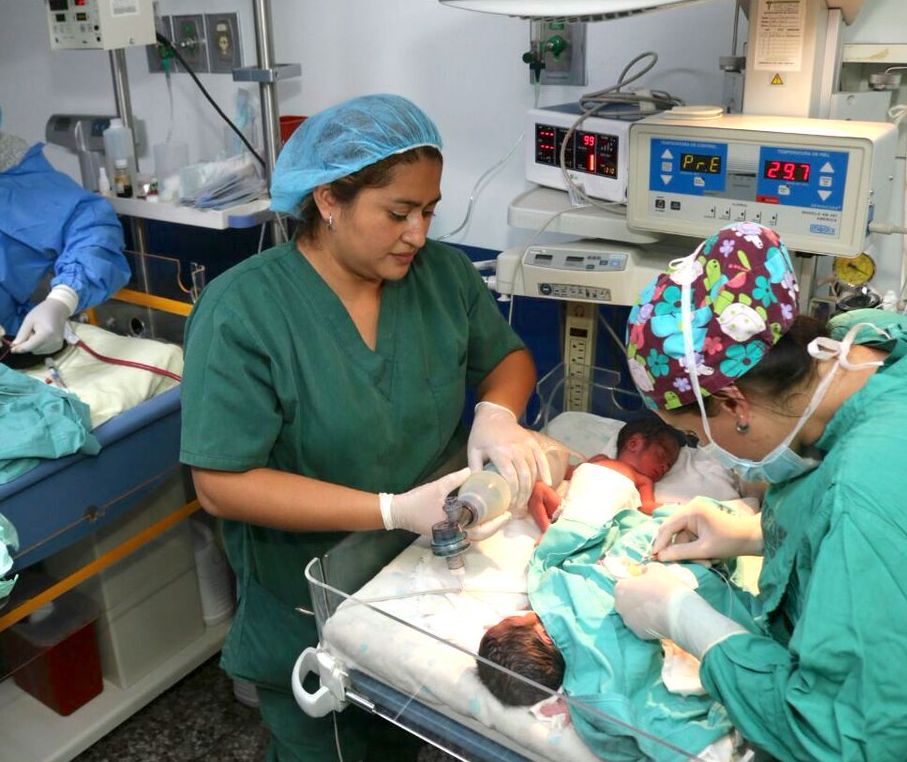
[680,277,888,483]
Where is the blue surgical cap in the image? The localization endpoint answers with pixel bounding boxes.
[270,93,443,216]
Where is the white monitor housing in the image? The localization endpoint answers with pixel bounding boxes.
[626,110,897,257]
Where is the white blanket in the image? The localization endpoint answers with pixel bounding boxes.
[22,322,182,428]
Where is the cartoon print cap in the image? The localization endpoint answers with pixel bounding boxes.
[625,222,799,411]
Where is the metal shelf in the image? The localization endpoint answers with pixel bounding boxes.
[108,196,273,230]
[507,186,663,244]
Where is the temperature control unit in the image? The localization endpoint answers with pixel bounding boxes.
[626,111,897,257]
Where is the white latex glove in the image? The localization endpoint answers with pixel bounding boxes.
[652,498,764,563]
[12,286,77,355]
[467,401,552,511]
[379,467,472,536]
[614,563,747,659]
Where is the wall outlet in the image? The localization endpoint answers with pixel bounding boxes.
[563,301,597,412]
[206,13,242,74]
[172,14,208,73]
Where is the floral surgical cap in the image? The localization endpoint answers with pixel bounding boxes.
[270,93,443,217]
[625,222,799,411]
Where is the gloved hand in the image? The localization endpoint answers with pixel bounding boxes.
[651,498,764,563]
[467,401,552,512]
[12,288,76,355]
[614,563,747,659]
[379,468,472,536]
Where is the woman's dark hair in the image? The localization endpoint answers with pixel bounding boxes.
[672,314,827,417]
[294,145,443,241]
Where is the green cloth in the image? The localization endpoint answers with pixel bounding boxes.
[0,364,99,484]
[528,498,759,762]
[179,239,524,761]
[700,310,907,762]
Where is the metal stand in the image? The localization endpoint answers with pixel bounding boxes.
[233,0,301,244]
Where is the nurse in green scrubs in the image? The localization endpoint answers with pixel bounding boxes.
[613,221,907,762]
[179,94,551,762]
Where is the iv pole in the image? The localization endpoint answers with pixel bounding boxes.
[234,0,301,244]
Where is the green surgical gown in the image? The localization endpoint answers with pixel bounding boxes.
[700,311,907,762]
[179,239,525,759]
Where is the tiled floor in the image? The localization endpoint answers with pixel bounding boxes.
[72,655,270,762]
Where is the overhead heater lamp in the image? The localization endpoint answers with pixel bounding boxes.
[436,0,716,21]
[437,0,865,23]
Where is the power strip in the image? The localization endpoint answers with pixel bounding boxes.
[563,301,597,412]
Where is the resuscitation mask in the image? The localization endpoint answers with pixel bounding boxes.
[679,268,889,484]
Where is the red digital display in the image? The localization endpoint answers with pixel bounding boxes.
[763,160,811,183]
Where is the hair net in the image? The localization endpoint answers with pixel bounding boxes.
[270,93,443,216]
[625,222,799,411]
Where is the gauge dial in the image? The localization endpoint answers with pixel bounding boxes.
[833,252,876,287]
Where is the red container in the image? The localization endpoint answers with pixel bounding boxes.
[2,588,103,716]
[279,115,307,145]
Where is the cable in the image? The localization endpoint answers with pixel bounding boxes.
[558,51,684,212]
[436,67,546,243]
[505,207,574,325]
[154,32,266,169]
[163,58,175,144]
[72,335,182,382]
[436,132,525,242]
[598,310,627,357]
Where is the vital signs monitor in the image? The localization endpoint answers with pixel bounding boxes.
[627,110,898,257]
[527,104,631,203]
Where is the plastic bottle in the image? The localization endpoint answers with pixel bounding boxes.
[456,469,512,526]
[97,166,111,196]
[113,159,133,198]
[457,439,571,527]
[102,117,137,193]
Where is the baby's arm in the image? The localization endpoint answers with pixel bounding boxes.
[528,481,562,533]
[635,477,659,515]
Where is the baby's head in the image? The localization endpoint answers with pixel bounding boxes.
[476,611,564,707]
[614,417,682,481]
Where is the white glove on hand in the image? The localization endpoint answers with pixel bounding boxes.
[467,401,552,511]
[12,287,76,355]
[652,498,764,563]
[379,468,472,536]
[615,563,746,659]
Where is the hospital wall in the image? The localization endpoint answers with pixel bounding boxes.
[2,1,904,297]
[0,0,737,254]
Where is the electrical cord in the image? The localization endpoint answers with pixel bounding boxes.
[436,73,544,242]
[154,32,266,169]
[70,333,182,382]
[558,51,684,212]
[436,132,525,241]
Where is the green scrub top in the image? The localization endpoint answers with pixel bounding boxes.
[179,239,525,689]
[700,311,907,762]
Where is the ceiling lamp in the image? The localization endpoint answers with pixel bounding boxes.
[437,0,714,22]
